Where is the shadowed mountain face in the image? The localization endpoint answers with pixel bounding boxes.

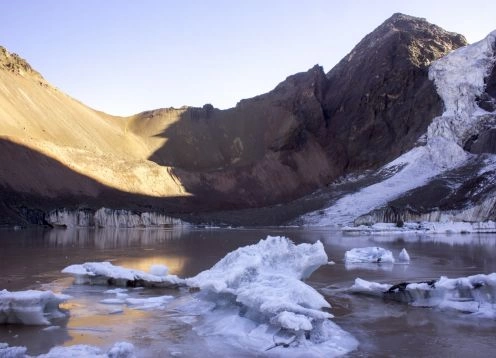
[132,14,467,208]
[0,14,469,224]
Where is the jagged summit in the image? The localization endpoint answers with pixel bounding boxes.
[0,46,44,82]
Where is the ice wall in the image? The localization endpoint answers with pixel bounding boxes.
[46,208,187,228]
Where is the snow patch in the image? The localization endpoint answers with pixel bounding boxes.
[62,262,184,288]
[0,290,69,325]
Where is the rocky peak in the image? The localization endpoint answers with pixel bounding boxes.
[321,13,468,173]
[0,46,45,82]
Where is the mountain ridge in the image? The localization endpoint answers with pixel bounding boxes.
[0,13,477,226]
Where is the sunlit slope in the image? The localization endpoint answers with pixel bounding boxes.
[0,47,187,198]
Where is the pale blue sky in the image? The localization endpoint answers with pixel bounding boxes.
[1,1,495,116]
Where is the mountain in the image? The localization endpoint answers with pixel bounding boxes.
[299,28,496,228]
[0,13,484,227]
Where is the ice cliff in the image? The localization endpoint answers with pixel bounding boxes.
[46,208,186,228]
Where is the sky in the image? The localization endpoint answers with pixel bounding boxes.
[1,0,495,116]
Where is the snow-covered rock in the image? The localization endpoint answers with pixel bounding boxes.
[344,247,395,264]
[185,236,358,356]
[62,262,184,288]
[351,273,496,317]
[46,208,187,228]
[0,290,69,325]
[0,341,135,358]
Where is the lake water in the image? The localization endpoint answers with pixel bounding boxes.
[1,227,496,357]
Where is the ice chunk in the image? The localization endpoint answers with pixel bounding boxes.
[186,236,330,321]
[149,265,168,276]
[398,248,410,262]
[62,262,184,288]
[0,342,27,357]
[124,295,174,310]
[351,273,496,317]
[344,247,395,264]
[185,236,358,356]
[0,341,135,358]
[0,290,69,325]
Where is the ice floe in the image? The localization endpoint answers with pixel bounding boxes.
[343,221,496,234]
[0,341,135,358]
[100,292,174,310]
[0,290,69,325]
[62,262,184,288]
[184,236,358,356]
[344,247,395,264]
[351,273,496,317]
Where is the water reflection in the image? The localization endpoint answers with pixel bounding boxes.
[47,228,188,249]
[344,262,394,272]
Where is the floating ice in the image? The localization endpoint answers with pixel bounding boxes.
[398,248,410,262]
[343,221,496,234]
[0,290,69,326]
[344,247,395,264]
[351,273,496,317]
[62,262,184,288]
[185,236,358,356]
[100,295,174,310]
[0,341,135,358]
[0,342,27,357]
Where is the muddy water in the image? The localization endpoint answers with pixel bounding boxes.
[1,227,496,357]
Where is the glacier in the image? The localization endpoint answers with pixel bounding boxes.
[0,290,69,325]
[300,30,496,227]
[46,208,187,228]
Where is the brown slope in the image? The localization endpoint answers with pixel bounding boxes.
[0,47,188,201]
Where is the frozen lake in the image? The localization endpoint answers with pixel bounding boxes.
[1,227,496,357]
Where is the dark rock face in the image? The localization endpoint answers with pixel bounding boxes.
[322,13,467,171]
[144,14,467,210]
